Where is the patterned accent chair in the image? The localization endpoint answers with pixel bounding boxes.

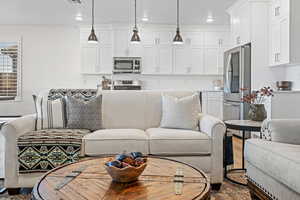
[245,119,300,200]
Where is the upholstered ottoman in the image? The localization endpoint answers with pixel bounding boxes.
[17,129,90,173]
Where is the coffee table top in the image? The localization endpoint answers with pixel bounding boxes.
[32,157,210,200]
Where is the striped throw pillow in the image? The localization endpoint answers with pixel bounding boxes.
[33,95,66,130]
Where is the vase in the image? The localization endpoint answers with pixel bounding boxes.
[248,104,267,121]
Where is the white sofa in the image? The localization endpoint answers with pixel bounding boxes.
[245,119,300,200]
[1,90,226,192]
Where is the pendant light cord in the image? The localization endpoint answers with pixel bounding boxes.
[92,0,95,29]
[177,0,179,29]
[134,0,137,29]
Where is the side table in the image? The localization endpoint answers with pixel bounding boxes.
[224,120,262,186]
[0,117,21,194]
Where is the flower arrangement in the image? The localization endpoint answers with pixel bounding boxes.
[241,87,274,104]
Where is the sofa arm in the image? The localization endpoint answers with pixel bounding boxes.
[199,114,226,183]
[1,114,36,187]
[262,119,300,145]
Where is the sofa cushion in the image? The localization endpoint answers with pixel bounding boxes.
[83,129,149,156]
[18,129,90,173]
[147,128,211,155]
[245,139,300,195]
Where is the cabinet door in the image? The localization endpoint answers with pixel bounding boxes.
[140,30,156,46]
[158,46,173,74]
[207,99,223,120]
[184,32,204,46]
[174,47,189,74]
[114,29,130,57]
[231,10,241,46]
[238,2,251,45]
[280,17,290,64]
[204,48,219,74]
[98,46,113,73]
[218,48,225,75]
[142,46,157,74]
[156,31,173,45]
[270,22,281,65]
[81,45,98,73]
[191,48,205,74]
[205,32,230,47]
[99,30,113,45]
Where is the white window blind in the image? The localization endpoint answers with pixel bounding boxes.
[0,42,20,101]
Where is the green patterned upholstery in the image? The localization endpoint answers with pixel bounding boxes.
[17,129,90,173]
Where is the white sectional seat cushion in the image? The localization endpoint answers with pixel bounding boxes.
[83,129,149,156]
[147,128,211,156]
[245,139,300,195]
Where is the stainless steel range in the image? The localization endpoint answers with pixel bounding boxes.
[113,80,142,90]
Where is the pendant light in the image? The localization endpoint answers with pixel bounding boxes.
[130,0,141,44]
[173,0,183,44]
[88,0,98,44]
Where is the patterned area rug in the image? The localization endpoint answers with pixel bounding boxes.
[0,174,251,200]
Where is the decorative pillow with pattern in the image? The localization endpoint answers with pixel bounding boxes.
[65,95,102,131]
[160,93,201,130]
[33,94,66,130]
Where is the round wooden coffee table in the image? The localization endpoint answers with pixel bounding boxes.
[32,157,210,200]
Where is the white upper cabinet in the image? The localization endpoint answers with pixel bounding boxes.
[227,0,251,47]
[269,0,300,67]
[157,46,173,74]
[81,45,98,73]
[155,31,174,45]
[204,31,230,47]
[113,29,130,57]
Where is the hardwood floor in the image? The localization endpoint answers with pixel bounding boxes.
[233,136,243,169]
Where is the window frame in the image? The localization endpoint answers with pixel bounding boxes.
[0,37,22,102]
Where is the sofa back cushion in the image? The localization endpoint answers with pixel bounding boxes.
[44,89,201,130]
[98,90,201,130]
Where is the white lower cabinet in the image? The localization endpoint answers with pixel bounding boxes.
[202,92,223,120]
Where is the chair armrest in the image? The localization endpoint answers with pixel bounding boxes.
[1,114,36,187]
[199,114,226,183]
[262,119,300,145]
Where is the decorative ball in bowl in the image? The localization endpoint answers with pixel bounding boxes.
[104,152,147,183]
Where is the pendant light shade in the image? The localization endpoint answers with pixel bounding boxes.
[88,0,98,43]
[173,0,183,44]
[131,0,141,44]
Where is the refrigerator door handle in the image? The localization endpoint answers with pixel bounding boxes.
[225,54,232,93]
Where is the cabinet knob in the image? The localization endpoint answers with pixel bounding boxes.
[218,39,223,46]
[275,6,280,17]
[275,53,281,63]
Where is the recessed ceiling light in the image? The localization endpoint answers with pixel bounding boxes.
[206,16,214,23]
[75,13,83,21]
[141,17,149,22]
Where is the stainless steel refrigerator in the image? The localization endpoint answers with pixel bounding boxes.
[223,44,251,136]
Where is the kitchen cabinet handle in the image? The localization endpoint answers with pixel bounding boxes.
[275,6,280,17]
[275,53,281,63]
[236,36,241,45]
[218,39,223,46]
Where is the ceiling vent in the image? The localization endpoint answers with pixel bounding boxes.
[67,0,82,5]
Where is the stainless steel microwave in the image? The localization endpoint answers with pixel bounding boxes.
[113,57,141,74]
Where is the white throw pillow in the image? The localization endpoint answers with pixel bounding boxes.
[33,95,66,130]
[160,93,201,130]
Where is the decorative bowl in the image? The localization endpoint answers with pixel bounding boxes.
[104,157,147,183]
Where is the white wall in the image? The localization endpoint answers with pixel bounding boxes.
[285,65,300,89]
[0,25,222,116]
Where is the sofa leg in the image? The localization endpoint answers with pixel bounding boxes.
[211,183,222,191]
[7,188,20,195]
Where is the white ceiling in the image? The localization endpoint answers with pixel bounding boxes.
[0,0,236,25]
